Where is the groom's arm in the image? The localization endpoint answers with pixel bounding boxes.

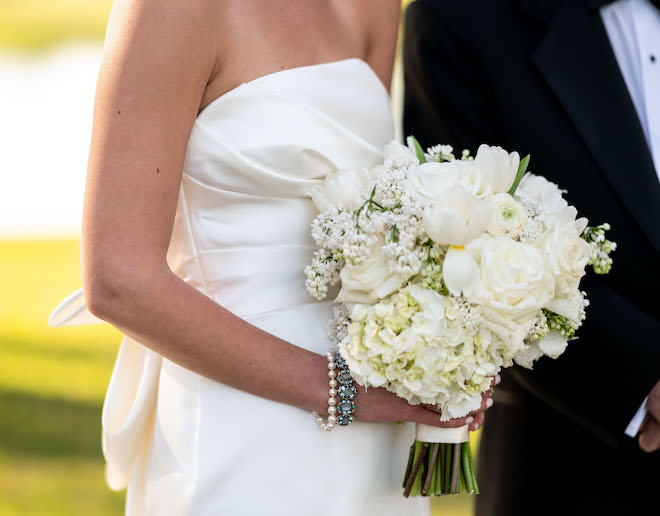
[402,0,660,449]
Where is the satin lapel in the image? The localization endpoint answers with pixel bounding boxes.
[531,0,660,253]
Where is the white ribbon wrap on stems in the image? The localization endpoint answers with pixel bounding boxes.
[415,423,469,444]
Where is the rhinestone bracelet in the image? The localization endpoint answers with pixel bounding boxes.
[312,352,357,431]
[334,352,357,426]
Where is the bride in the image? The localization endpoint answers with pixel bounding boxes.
[50,0,492,514]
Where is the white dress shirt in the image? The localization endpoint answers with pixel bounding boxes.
[600,0,660,436]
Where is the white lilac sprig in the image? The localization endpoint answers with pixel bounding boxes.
[418,243,445,292]
[582,223,617,274]
[426,144,455,162]
[304,249,342,300]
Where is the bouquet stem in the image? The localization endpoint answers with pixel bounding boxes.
[402,425,479,497]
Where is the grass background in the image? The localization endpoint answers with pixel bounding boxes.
[1,242,478,516]
[1,0,476,514]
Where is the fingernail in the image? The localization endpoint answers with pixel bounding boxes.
[494,374,501,386]
[465,416,474,424]
[486,397,494,408]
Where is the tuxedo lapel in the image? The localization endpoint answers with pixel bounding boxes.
[530,0,660,253]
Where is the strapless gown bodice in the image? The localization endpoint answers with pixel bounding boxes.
[169,58,391,316]
[49,59,429,516]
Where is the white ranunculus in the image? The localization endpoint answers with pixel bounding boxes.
[405,161,466,201]
[534,218,592,299]
[469,237,555,349]
[486,193,529,239]
[423,185,493,246]
[516,173,566,214]
[335,237,410,303]
[472,144,520,194]
[515,173,589,235]
[309,167,375,212]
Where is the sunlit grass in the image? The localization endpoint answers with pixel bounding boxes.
[0,0,112,52]
[0,238,476,515]
[0,238,125,514]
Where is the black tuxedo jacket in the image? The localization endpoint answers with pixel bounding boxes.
[404,0,659,512]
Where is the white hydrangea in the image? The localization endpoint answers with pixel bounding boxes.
[338,285,497,421]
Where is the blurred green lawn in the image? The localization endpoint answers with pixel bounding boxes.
[0,239,124,515]
[1,0,475,514]
[0,238,476,515]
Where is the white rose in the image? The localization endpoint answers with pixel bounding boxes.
[423,185,493,246]
[469,237,555,348]
[486,193,529,239]
[534,218,591,299]
[335,237,410,303]
[309,167,375,212]
[472,144,520,194]
[546,290,587,325]
[405,161,466,201]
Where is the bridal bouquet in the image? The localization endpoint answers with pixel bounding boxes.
[305,137,615,497]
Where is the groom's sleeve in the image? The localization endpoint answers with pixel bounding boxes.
[402,0,498,152]
[517,285,660,448]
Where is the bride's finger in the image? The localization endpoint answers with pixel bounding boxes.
[469,395,493,416]
[470,412,485,431]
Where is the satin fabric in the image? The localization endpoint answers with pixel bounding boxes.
[49,58,429,515]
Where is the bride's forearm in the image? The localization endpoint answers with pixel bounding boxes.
[85,267,330,414]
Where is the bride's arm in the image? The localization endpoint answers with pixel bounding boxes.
[83,0,484,427]
[84,0,334,415]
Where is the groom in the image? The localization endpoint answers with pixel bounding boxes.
[403,0,660,514]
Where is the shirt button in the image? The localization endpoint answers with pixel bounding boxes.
[651,55,657,63]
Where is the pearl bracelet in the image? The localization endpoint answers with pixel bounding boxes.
[313,352,356,431]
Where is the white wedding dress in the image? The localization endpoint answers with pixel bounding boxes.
[49,58,429,516]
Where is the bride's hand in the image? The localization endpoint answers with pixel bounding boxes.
[353,374,500,430]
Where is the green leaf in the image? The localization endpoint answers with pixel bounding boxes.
[409,136,427,164]
[508,154,530,196]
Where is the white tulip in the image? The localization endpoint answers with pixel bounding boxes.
[423,185,492,297]
[423,185,493,246]
[309,167,375,212]
[486,193,529,239]
[472,144,520,194]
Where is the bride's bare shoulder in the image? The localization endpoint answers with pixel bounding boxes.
[351,0,401,90]
[104,0,222,51]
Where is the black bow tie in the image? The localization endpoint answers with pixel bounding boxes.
[588,0,660,10]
